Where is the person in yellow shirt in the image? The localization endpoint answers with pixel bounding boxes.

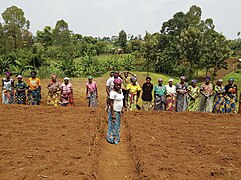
[126,77,141,111]
[28,70,41,105]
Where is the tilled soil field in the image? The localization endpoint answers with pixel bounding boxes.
[0,76,241,180]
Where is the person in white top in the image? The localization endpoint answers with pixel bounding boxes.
[165,78,176,111]
[106,78,124,145]
[106,71,122,109]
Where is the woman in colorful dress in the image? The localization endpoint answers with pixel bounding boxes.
[225,78,238,113]
[213,79,226,113]
[154,78,166,111]
[47,74,61,106]
[1,72,14,104]
[60,77,74,106]
[28,71,41,105]
[141,77,153,111]
[165,78,176,111]
[176,76,188,112]
[126,77,141,111]
[106,78,124,145]
[199,76,214,113]
[15,75,28,105]
[86,76,98,107]
[187,79,200,112]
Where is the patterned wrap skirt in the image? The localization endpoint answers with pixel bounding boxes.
[88,91,98,107]
[199,95,213,113]
[47,91,60,106]
[225,94,237,113]
[15,91,26,105]
[2,90,14,104]
[28,88,41,105]
[154,95,166,111]
[213,95,225,113]
[106,109,122,145]
[176,94,188,112]
[166,95,176,111]
[127,93,138,111]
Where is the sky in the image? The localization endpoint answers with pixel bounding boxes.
[0,0,240,39]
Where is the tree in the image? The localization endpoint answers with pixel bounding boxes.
[36,26,53,46]
[180,26,203,79]
[1,6,31,51]
[118,30,127,53]
[202,30,231,79]
[52,19,71,48]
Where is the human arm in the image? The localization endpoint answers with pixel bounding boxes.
[109,99,116,119]
[86,85,89,98]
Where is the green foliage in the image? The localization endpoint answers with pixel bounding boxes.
[118,30,127,52]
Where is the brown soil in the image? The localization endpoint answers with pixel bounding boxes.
[215,58,239,80]
[1,76,241,180]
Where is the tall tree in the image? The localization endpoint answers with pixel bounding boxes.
[118,30,127,53]
[1,6,30,51]
[52,20,71,47]
[36,26,53,46]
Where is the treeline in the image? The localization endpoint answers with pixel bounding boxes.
[0,5,240,78]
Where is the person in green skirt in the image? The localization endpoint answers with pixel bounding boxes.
[187,79,200,112]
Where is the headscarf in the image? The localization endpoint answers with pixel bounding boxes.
[88,75,93,79]
[131,77,137,83]
[206,76,211,80]
[64,77,70,81]
[168,78,174,82]
[228,78,234,82]
[114,78,122,84]
[217,79,223,83]
[158,78,163,82]
[180,76,186,80]
[191,79,198,83]
[17,75,23,79]
[5,71,11,76]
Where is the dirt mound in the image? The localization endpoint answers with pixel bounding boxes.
[215,58,239,80]
[126,111,241,179]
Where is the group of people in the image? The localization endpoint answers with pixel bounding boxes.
[105,72,240,145]
[1,71,76,106]
[2,71,41,105]
[1,70,240,145]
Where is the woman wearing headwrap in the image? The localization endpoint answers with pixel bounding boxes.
[126,77,141,111]
[213,79,226,113]
[1,72,14,104]
[86,76,98,107]
[106,78,124,144]
[225,78,238,113]
[165,78,176,111]
[141,77,153,111]
[15,75,28,105]
[28,71,41,105]
[47,74,61,106]
[199,76,214,112]
[176,76,188,112]
[60,77,74,106]
[154,78,166,111]
[187,79,200,112]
